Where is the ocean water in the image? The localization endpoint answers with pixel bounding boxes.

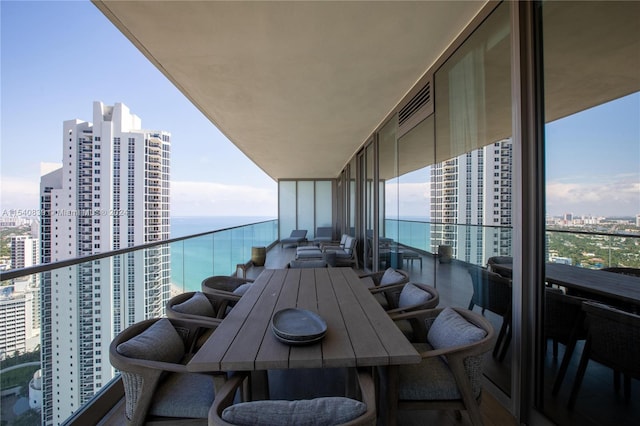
[170,216,276,292]
[385,218,431,252]
[168,216,430,292]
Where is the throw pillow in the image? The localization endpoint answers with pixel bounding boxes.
[427,307,487,350]
[233,283,253,296]
[380,268,405,286]
[116,318,185,363]
[221,397,367,426]
[398,283,432,309]
[172,292,215,317]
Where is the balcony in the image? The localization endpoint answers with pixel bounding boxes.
[18,220,628,425]
[2,2,638,423]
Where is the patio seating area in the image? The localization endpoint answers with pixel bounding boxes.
[103,243,517,425]
[104,242,639,426]
[246,244,640,426]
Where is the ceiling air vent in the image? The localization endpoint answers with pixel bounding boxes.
[397,77,433,137]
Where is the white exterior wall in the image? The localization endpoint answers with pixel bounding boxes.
[29,369,43,410]
[40,102,170,425]
[10,236,39,269]
[9,236,41,340]
[430,139,512,265]
[0,292,32,359]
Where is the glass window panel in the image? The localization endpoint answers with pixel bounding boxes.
[398,116,434,262]
[279,181,296,239]
[381,116,399,223]
[349,157,357,236]
[541,2,640,424]
[433,1,512,396]
[380,116,399,271]
[297,181,315,238]
[359,144,374,269]
[315,181,333,228]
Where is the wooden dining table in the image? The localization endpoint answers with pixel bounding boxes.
[187,267,421,425]
[491,262,640,308]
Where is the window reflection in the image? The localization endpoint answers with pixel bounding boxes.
[541,1,640,424]
[433,1,513,396]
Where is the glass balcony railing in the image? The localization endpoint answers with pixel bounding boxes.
[546,227,640,269]
[383,218,639,270]
[0,218,277,426]
[384,219,514,264]
[170,219,278,293]
[2,217,636,425]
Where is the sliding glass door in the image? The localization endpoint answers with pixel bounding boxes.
[539,2,640,424]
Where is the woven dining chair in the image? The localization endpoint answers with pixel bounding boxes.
[486,256,513,278]
[360,268,410,310]
[166,291,226,323]
[386,283,440,314]
[568,302,640,409]
[110,317,225,425]
[201,275,254,314]
[544,288,588,395]
[467,264,512,361]
[386,307,495,426]
[209,369,376,426]
[386,283,439,340]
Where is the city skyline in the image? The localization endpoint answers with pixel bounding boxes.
[1,1,639,219]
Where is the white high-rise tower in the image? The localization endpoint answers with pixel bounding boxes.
[39,102,171,425]
[1,235,40,359]
[430,139,512,265]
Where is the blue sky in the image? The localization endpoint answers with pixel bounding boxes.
[1,1,638,219]
[1,0,277,218]
[545,92,640,217]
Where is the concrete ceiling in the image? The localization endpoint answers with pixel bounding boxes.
[92,1,639,183]
[92,0,487,181]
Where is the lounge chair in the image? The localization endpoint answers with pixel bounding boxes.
[320,233,349,251]
[313,226,334,246]
[280,229,308,248]
[325,235,358,269]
